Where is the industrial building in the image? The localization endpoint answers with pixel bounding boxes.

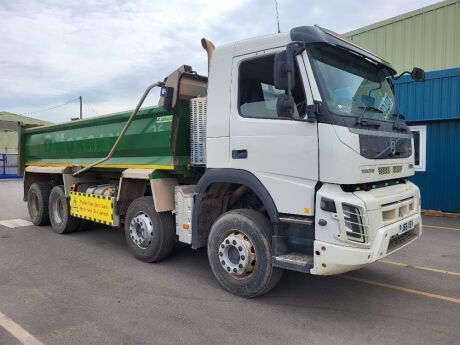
[345,0,460,212]
[0,111,50,178]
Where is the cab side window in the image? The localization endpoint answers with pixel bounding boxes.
[238,54,306,119]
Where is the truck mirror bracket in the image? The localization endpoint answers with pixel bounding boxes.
[305,101,322,123]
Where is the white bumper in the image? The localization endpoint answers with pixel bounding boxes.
[311,182,422,275]
[311,214,422,275]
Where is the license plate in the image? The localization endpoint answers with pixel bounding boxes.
[399,220,414,234]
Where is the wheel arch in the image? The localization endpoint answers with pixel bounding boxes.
[23,168,65,201]
[118,170,178,215]
[192,168,279,249]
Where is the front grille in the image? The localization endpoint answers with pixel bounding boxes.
[381,197,417,226]
[387,230,417,253]
[359,134,412,159]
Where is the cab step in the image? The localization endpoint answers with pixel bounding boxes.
[272,252,314,273]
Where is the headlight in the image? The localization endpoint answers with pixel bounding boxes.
[342,204,366,243]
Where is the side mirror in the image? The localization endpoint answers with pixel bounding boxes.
[276,95,296,118]
[274,50,295,90]
[411,67,425,82]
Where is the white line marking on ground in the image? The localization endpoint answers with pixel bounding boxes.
[424,224,460,232]
[379,259,460,277]
[0,311,44,345]
[0,219,33,228]
[341,275,460,304]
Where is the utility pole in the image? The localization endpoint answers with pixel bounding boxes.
[79,96,83,119]
[275,0,280,33]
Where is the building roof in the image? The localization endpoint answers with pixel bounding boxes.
[0,112,51,154]
[0,111,51,126]
[344,0,458,36]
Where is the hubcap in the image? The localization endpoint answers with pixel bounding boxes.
[129,212,153,249]
[219,232,256,276]
[53,197,64,224]
[29,194,39,218]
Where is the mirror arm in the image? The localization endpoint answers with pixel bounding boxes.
[285,41,306,99]
[286,67,293,100]
[392,71,411,80]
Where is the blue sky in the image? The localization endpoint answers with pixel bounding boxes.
[0,0,440,122]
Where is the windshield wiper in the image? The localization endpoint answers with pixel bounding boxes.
[355,116,381,128]
[356,105,382,128]
[357,106,384,113]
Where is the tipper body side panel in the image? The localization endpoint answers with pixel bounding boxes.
[22,106,189,171]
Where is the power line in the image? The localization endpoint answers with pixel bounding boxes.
[21,97,80,116]
[83,99,99,115]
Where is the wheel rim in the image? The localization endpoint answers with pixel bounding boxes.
[53,197,64,224]
[129,212,153,249]
[218,231,256,277]
[29,193,39,218]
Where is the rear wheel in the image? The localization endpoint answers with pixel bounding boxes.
[27,182,51,226]
[207,209,283,298]
[49,185,81,234]
[124,197,176,262]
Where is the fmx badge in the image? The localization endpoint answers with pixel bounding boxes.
[70,192,116,226]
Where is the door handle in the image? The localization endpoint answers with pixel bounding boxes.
[232,149,248,159]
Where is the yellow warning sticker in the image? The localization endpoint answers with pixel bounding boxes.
[70,192,114,225]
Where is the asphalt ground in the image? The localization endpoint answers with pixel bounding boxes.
[0,180,459,345]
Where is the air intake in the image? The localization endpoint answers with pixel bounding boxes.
[393,165,403,173]
[378,166,391,175]
[190,97,207,166]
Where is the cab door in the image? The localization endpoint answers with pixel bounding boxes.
[229,50,318,216]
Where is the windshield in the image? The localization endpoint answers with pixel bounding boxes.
[308,44,399,122]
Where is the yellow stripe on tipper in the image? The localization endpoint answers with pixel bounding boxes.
[70,192,116,226]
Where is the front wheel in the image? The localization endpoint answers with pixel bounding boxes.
[207,209,283,298]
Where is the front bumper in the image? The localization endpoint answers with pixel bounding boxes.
[311,213,422,275]
[311,182,422,275]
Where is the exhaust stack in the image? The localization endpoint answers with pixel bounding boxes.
[201,38,215,74]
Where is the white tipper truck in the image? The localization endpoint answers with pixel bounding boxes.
[23,26,424,297]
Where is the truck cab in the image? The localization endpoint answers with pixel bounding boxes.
[197,25,421,277]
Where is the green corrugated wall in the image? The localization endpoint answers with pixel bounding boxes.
[344,0,460,73]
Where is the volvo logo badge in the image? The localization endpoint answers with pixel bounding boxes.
[389,138,397,155]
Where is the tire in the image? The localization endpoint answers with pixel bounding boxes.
[124,196,176,262]
[49,185,81,234]
[27,182,51,226]
[207,209,283,298]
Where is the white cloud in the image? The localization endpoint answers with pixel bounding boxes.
[0,0,440,122]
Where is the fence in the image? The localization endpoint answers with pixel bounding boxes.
[0,154,21,179]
